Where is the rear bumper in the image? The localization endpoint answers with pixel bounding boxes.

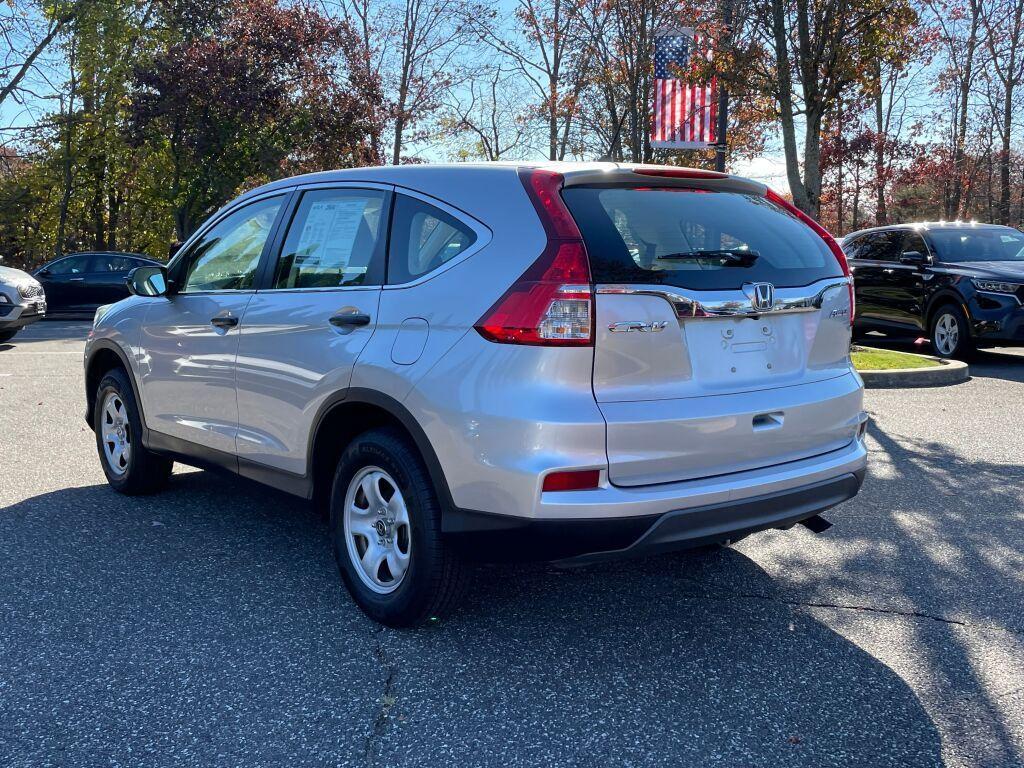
[447,469,865,563]
[444,438,867,563]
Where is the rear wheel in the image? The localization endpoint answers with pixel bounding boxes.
[930,304,974,360]
[94,368,173,494]
[330,428,465,627]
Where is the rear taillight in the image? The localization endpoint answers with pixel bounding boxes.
[765,189,855,325]
[475,170,594,346]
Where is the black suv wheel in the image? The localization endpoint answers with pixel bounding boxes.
[330,427,466,627]
[929,304,974,360]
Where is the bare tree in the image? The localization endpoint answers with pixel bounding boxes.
[924,0,983,219]
[577,0,677,162]
[755,0,899,216]
[1,0,87,110]
[337,0,480,164]
[443,65,530,159]
[473,0,597,160]
[981,0,1024,224]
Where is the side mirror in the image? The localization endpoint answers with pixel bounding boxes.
[900,250,927,266]
[126,265,169,297]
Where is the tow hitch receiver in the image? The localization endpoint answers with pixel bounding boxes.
[799,514,833,534]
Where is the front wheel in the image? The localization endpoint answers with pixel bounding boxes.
[930,305,974,360]
[330,428,466,627]
[94,368,173,494]
[0,328,18,343]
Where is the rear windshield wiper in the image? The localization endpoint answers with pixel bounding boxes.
[657,249,760,266]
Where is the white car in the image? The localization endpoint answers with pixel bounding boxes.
[84,162,867,626]
[0,265,46,342]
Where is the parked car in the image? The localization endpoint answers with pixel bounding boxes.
[842,222,1024,358]
[33,251,161,316]
[83,163,867,626]
[0,265,46,342]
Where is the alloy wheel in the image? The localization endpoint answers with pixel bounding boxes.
[100,391,132,476]
[343,466,411,594]
[934,312,959,356]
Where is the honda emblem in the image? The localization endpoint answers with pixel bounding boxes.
[747,283,775,312]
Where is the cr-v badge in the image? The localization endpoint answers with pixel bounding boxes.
[608,321,670,333]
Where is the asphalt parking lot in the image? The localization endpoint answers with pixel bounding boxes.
[2,321,1023,768]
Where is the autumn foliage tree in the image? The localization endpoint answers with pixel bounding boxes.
[130,0,382,239]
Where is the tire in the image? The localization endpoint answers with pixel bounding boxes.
[929,303,974,360]
[0,328,18,343]
[330,427,466,627]
[94,368,173,494]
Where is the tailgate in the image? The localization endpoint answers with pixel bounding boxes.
[600,370,863,487]
[593,284,858,486]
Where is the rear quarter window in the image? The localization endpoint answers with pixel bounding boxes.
[561,187,840,290]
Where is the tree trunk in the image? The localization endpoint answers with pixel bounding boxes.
[802,110,823,218]
[950,0,980,218]
[997,63,1015,224]
[55,51,78,259]
[770,0,810,213]
[873,66,888,224]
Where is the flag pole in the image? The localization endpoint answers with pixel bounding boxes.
[714,0,732,172]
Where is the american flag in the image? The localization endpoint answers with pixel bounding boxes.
[651,31,717,148]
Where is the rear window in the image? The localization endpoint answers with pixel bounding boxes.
[561,187,840,290]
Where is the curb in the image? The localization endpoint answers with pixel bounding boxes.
[857,350,969,389]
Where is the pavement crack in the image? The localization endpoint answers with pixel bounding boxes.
[676,576,1021,636]
[363,627,397,767]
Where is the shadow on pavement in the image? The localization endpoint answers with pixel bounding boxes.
[1,469,944,767]
[724,418,1024,767]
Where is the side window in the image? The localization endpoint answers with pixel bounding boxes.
[388,195,476,284]
[878,231,904,262]
[857,231,899,262]
[842,236,863,259]
[902,232,928,258]
[46,255,93,274]
[93,255,139,273]
[272,188,386,289]
[180,196,283,293]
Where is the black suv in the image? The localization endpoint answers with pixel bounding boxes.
[32,252,160,316]
[841,222,1024,358]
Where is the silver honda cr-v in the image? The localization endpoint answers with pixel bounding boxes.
[84,162,867,626]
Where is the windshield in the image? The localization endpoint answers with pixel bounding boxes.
[929,227,1024,263]
[561,186,839,290]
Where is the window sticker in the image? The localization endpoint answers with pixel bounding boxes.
[293,198,370,276]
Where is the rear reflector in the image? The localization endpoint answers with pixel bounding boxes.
[543,469,601,492]
[765,189,855,325]
[475,170,594,346]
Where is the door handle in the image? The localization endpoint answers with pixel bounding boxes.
[210,315,239,330]
[329,312,371,328]
[752,412,784,431]
[69,277,85,282]
[882,268,896,274]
